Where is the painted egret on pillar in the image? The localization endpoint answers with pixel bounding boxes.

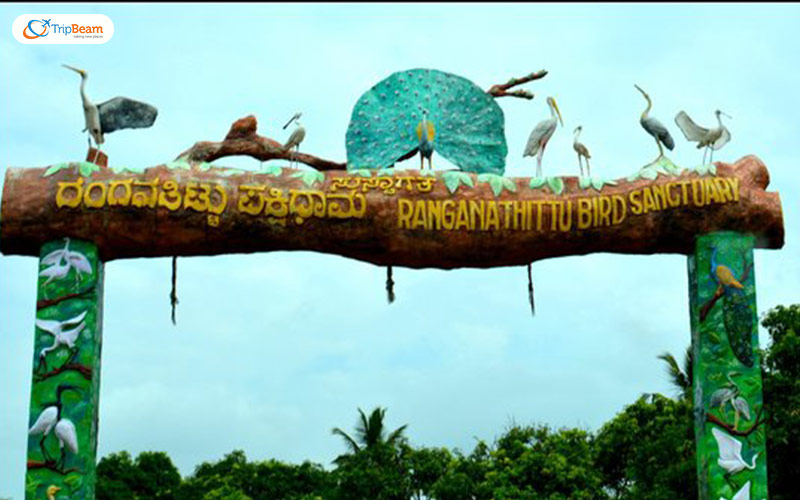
[721,481,751,500]
[634,85,674,162]
[62,64,158,153]
[675,109,731,164]
[40,237,93,286]
[283,112,306,169]
[712,427,758,475]
[36,309,88,372]
[524,96,563,178]
[573,125,592,177]
[345,68,507,174]
[28,385,81,467]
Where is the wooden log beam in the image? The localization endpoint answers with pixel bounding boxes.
[0,155,783,268]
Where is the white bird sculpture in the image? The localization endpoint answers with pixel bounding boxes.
[283,112,306,169]
[573,125,592,177]
[62,64,158,154]
[675,109,731,164]
[40,237,93,286]
[524,96,563,178]
[29,385,80,467]
[712,427,758,475]
[36,309,88,371]
[720,481,750,500]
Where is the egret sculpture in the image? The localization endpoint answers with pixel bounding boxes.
[283,112,306,169]
[524,96,563,178]
[712,427,758,475]
[573,125,592,177]
[710,246,753,367]
[722,481,751,500]
[709,371,751,430]
[62,64,158,155]
[28,385,80,468]
[346,68,507,175]
[634,85,674,162]
[416,109,435,170]
[675,109,731,164]
[36,309,88,372]
[40,237,92,286]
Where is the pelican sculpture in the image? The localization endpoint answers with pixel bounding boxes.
[675,109,731,164]
[524,96,563,177]
[283,112,306,168]
[634,85,674,162]
[62,64,158,154]
[573,126,592,177]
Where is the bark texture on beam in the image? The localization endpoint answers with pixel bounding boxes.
[0,155,784,268]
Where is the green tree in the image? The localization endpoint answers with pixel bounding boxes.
[331,407,408,456]
[657,344,694,401]
[406,445,451,500]
[595,394,695,500]
[135,451,182,500]
[761,304,800,500]
[96,451,138,500]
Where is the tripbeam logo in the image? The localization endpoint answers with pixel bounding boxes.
[13,14,114,44]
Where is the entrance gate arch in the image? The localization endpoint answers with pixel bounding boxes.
[1,150,783,500]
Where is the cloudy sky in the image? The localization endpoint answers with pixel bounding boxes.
[2,3,799,497]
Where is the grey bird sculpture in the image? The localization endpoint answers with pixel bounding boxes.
[283,112,306,169]
[634,84,674,162]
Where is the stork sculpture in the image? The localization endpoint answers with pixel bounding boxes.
[634,84,674,163]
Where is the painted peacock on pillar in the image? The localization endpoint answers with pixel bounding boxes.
[346,68,508,174]
[710,246,754,367]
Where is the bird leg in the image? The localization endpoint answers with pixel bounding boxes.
[656,139,664,159]
[702,146,709,165]
[536,150,543,178]
[37,353,49,373]
[577,154,584,177]
[420,155,424,171]
[64,346,79,368]
[709,148,715,165]
[57,446,66,471]
[39,435,53,464]
[586,157,591,177]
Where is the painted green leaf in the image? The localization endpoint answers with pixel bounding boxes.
[710,164,717,175]
[442,171,474,194]
[501,177,517,193]
[418,169,436,177]
[65,473,84,492]
[477,173,513,197]
[547,177,565,195]
[26,476,41,497]
[166,158,192,170]
[220,168,246,177]
[640,167,659,180]
[291,169,325,188]
[591,177,606,191]
[110,166,146,175]
[578,177,591,189]
[78,161,101,177]
[261,164,283,176]
[376,168,396,177]
[198,162,212,171]
[43,162,72,177]
[350,168,373,178]
[529,177,546,189]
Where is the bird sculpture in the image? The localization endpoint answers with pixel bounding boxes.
[709,371,751,430]
[46,485,61,500]
[36,309,88,372]
[634,85,674,162]
[346,68,507,175]
[29,385,80,468]
[416,109,435,170]
[40,237,92,286]
[710,246,754,367]
[62,64,158,156]
[712,427,758,475]
[283,112,306,169]
[675,109,732,164]
[572,125,592,177]
[523,96,563,178]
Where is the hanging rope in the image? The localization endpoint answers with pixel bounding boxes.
[527,263,535,316]
[386,266,395,304]
[170,256,179,325]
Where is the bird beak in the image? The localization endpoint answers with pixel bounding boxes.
[634,84,647,98]
[553,99,563,127]
[721,111,732,119]
[62,64,84,76]
[283,112,302,129]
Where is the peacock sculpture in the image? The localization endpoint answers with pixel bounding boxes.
[346,68,508,175]
[710,246,754,367]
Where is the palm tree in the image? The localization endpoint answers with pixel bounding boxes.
[331,407,408,456]
[658,345,694,401]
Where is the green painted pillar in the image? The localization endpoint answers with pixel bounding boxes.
[26,238,104,500]
[689,232,768,500]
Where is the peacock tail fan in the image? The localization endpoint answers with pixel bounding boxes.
[346,68,508,175]
[723,287,754,367]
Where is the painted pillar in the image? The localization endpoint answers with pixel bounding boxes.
[26,238,104,500]
[688,232,768,500]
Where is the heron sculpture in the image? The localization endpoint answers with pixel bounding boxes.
[62,64,158,156]
[634,85,674,162]
[28,385,81,469]
[573,125,592,177]
[36,309,89,372]
[675,109,731,164]
[283,112,306,169]
[523,96,563,178]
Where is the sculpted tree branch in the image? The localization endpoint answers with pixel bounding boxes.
[487,70,549,100]
[175,115,346,171]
